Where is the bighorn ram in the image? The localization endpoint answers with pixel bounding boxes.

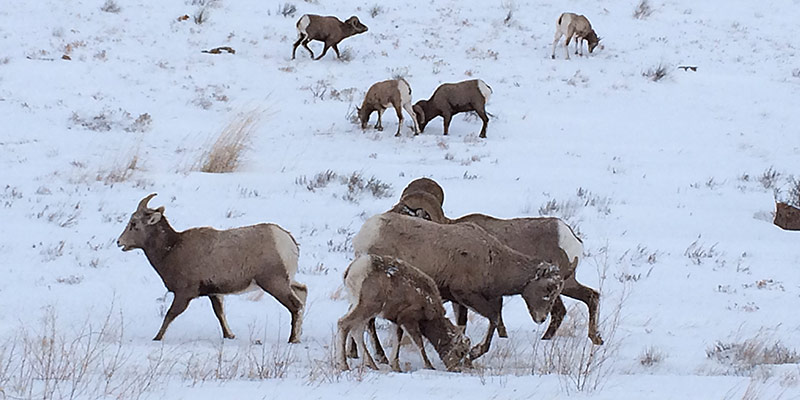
[413,79,492,138]
[292,14,368,60]
[353,212,564,360]
[117,194,307,342]
[391,179,603,345]
[358,78,420,137]
[337,254,471,372]
[551,12,600,60]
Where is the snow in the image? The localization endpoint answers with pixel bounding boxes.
[1,0,799,398]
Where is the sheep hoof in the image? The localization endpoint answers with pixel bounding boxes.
[479,133,486,139]
[591,335,604,345]
[551,55,555,59]
[224,333,236,339]
[394,132,401,137]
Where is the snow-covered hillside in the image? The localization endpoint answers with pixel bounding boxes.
[1,0,799,398]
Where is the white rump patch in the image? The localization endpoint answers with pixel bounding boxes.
[477,80,492,103]
[344,255,373,305]
[557,220,583,266]
[397,79,412,107]
[297,14,311,35]
[353,214,383,256]
[271,225,300,277]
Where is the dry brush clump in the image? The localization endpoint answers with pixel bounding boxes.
[195,111,263,173]
[633,0,654,19]
[707,333,800,375]
[295,170,393,203]
[643,63,670,82]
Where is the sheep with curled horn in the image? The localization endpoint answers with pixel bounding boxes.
[390,179,604,346]
[117,193,307,342]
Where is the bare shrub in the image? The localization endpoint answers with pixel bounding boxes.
[707,334,800,375]
[501,0,518,25]
[297,170,338,191]
[337,47,355,62]
[194,7,208,24]
[633,0,653,19]
[97,148,140,185]
[758,166,781,190]
[100,0,121,13]
[643,63,669,82]
[278,3,297,18]
[684,237,720,265]
[369,5,383,18]
[639,346,665,367]
[295,170,393,202]
[196,111,262,173]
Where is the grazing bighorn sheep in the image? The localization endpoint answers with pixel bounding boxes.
[353,212,564,360]
[400,177,445,207]
[292,14,368,60]
[412,79,492,138]
[358,78,420,137]
[117,194,307,343]
[337,254,471,372]
[391,179,603,345]
[551,12,600,60]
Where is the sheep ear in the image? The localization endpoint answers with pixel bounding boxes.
[146,210,163,225]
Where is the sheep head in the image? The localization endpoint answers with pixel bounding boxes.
[117,193,165,252]
[390,192,448,223]
[441,332,471,372]
[356,105,370,129]
[412,101,429,132]
[345,16,368,34]
[586,30,600,53]
[522,264,564,324]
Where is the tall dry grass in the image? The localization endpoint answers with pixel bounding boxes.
[196,110,263,173]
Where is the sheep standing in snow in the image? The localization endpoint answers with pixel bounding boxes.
[117,194,307,342]
[551,12,600,60]
[337,254,471,372]
[412,79,492,138]
[291,14,368,60]
[358,78,420,137]
[391,178,603,345]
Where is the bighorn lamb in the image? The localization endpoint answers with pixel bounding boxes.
[391,180,603,345]
[337,254,471,372]
[551,12,600,60]
[358,78,420,137]
[353,212,564,360]
[412,79,492,138]
[117,194,307,342]
[292,14,368,60]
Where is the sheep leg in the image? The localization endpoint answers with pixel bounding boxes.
[332,43,342,59]
[541,296,566,340]
[336,309,358,370]
[453,302,468,331]
[474,106,489,139]
[564,28,574,59]
[375,109,384,131]
[441,112,452,136]
[153,293,192,341]
[575,37,580,55]
[301,38,314,58]
[390,324,403,372]
[551,32,563,59]
[453,292,502,360]
[314,43,331,60]
[404,323,434,370]
[292,34,305,59]
[353,323,378,369]
[367,317,389,364]
[209,295,235,339]
[256,277,304,343]
[561,282,603,345]
[393,102,404,137]
[402,103,421,134]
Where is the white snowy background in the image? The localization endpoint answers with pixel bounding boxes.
[1,0,799,398]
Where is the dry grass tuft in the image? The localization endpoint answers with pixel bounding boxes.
[196,111,263,173]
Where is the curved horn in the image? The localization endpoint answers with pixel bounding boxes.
[137,193,158,211]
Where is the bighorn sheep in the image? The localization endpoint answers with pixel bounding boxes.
[337,254,471,372]
[551,12,600,60]
[400,177,445,206]
[358,78,420,137]
[292,14,368,60]
[412,79,492,138]
[353,212,564,360]
[391,179,603,345]
[117,194,307,342]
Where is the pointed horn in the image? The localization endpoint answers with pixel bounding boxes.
[137,193,157,211]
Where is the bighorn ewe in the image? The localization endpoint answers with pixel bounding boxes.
[412,79,492,138]
[353,212,564,360]
[358,78,420,137]
[391,180,603,345]
[551,12,600,60]
[117,194,307,342]
[292,14,368,60]
[337,254,471,372]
